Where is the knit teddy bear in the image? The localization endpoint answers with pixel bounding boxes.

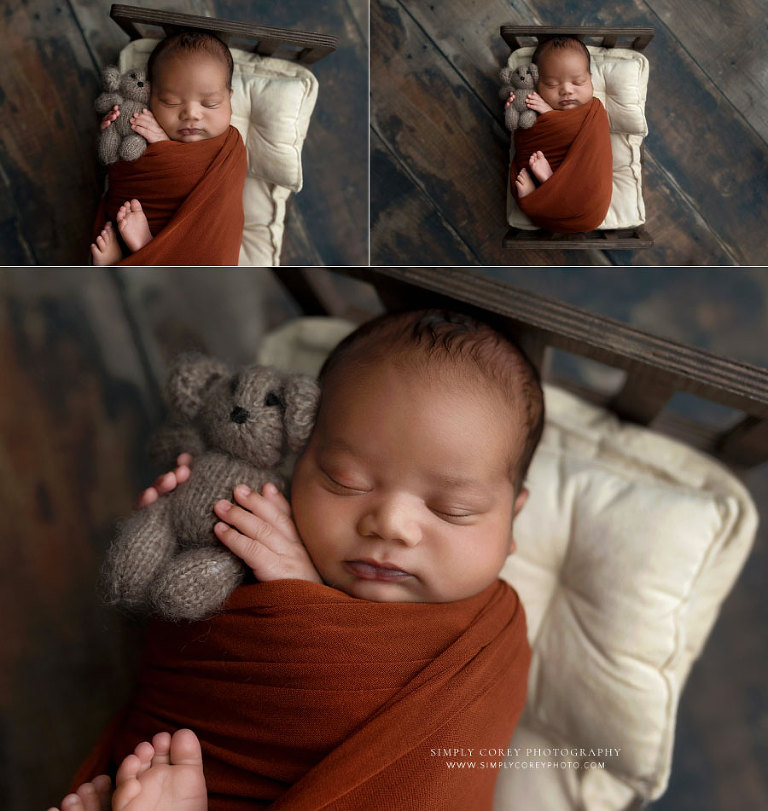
[103,353,320,621]
[94,65,151,164]
[499,63,540,131]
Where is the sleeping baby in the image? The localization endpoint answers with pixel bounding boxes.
[51,309,542,811]
[90,31,247,266]
[504,35,613,233]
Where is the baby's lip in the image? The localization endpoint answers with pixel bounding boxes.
[345,559,412,581]
[179,128,204,134]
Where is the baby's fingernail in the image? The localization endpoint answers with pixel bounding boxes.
[262,482,277,495]
[235,484,251,497]
[214,521,229,534]
[216,499,232,512]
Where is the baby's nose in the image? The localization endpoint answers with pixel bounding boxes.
[359,497,422,546]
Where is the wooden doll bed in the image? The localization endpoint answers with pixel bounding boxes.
[500,25,655,251]
[105,4,337,266]
[270,267,766,809]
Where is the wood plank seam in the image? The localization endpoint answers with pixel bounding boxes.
[369,123,486,265]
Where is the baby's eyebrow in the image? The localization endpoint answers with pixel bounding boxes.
[429,473,488,494]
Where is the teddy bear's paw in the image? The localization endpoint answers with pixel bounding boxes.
[150,547,245,621]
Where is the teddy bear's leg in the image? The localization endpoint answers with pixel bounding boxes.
[103,500,176,611]
[149,547,245,621]
[98,126,121,165]
[504,107,520,131]
[519,110,538,129]
[119,133,148,163]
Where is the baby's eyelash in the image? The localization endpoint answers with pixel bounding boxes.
[431,508,474,523]
[322,469,368,494]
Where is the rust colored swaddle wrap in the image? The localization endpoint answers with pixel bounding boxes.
[94,126,247,265]
[73,578,530,810]
[512,97,612,233]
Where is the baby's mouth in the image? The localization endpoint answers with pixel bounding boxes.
[345,560,412,581]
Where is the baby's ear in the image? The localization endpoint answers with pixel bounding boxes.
[166,353,231,421]
[281,373,320,452]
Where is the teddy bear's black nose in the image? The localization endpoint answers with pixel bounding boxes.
[230,406,250,424]
[137,81,144,87]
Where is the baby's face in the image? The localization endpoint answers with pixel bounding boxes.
[150,53,232,142]
[291,359,528,603]
[536,48,593,110]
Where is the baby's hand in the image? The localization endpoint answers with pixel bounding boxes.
[129,108,169,143]
[137,453,193,508]
[214,483,323,585]
[101,105,120,131]
[525,92,554,114]
[504,90,515,109]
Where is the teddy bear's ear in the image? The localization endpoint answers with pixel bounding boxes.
[166,353,231,422]
[102,65,122,93]
[529,63,539,84]
[281,373,320,452]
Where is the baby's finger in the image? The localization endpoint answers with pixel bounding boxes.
[214,521,278,574]
[213,499,287,552]
[176,452,194,468]
[153,471,179,496]
[137,487,159,508]
[260,482,292,516]
[232,486,299,541]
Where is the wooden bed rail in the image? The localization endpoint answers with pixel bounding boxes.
[500,25,655,53]
[274,269,768,470]
[110,4,337,64]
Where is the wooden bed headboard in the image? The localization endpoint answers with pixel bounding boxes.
[110,4,337,65]
[273,268,768,471]
[500,25,654,53]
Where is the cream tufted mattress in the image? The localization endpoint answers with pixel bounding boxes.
[118,39,319,266]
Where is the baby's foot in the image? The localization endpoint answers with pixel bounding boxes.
[116,199,153,253]
[47,774,111,811]
[529,151,553,184]
[515,167,536,198]
[112,729,208,811]
[90,221,122,265]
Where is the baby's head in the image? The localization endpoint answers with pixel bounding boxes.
[147,31,234,142]
[532,36,593,110]
[290,309,545,604]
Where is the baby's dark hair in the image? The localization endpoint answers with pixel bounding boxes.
[532,35,591,73]
[319,309,545,490]
[147,30,234,89]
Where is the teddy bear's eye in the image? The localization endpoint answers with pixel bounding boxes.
[130,73,136,79]
[264,392,283,408]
